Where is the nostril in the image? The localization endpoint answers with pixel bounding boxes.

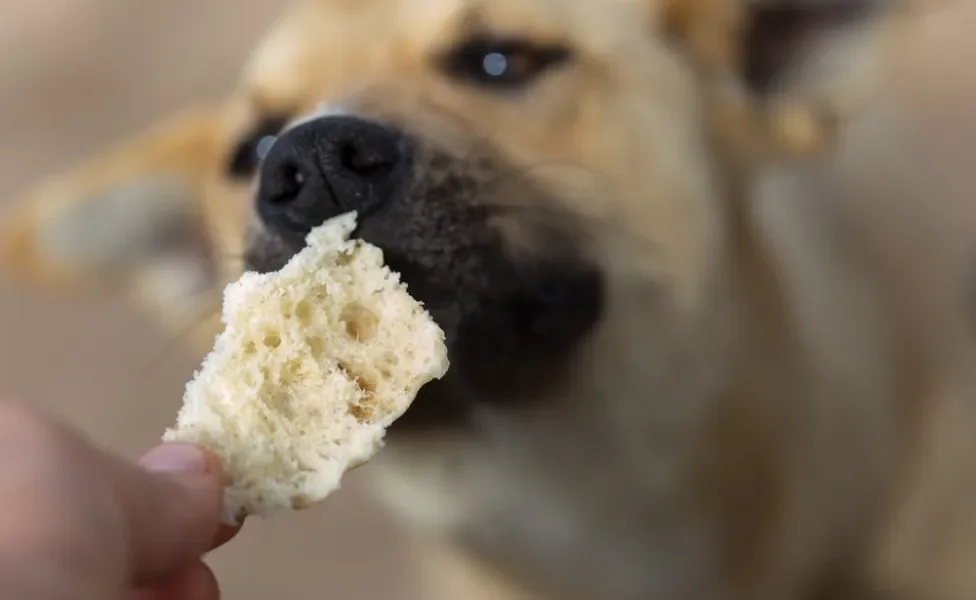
[267,158,307,205]
[339,142,395,179]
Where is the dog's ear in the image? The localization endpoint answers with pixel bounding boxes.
[658,0,926,157]
[0,106,230,330]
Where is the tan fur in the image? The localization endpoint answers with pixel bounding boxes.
[0,105,236,343]
[3,1,976,599]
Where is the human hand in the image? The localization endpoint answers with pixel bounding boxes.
[0,401,240,600]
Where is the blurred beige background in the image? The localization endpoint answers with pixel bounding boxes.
[0,1,973,599]
[0,1,422,598]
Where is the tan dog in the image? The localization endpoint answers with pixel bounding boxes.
[3,1,976,599]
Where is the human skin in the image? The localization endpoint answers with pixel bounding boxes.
[0,400,240,600]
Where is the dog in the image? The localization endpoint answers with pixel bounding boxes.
[3,0,976,598]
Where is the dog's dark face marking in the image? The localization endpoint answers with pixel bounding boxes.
[244,115,605,431]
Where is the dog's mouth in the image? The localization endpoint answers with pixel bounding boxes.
[243,113,605,430]
[244,217,604,431]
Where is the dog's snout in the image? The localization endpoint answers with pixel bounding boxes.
[256,116,412,237]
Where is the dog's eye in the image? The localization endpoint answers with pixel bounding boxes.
[439,37,571,90]
[226,115,290,179]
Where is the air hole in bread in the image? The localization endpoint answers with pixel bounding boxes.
[347,402,374,423]
[336,360,378,423]
[305,336,325,358]
[340,302,378,341]
[263,389,294,420]
[263,333,282,348]
[295,299,312,325]
[281,358,303,384]
[336,360,377,395]
[377,351,400,379]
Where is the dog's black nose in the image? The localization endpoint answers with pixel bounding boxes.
[255,115,412,237]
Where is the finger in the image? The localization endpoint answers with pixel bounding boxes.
[109,443,225,584]
[129,560,220,600]
[137,449,243,551]
[0,404,227,596]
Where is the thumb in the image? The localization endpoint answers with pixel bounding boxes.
[110,443,225,585]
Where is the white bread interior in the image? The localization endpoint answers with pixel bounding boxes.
[162,212,449,525]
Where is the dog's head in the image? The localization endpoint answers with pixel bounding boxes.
[0,0,911,344]
[229,0,912,435]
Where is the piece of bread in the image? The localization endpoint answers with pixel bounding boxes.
[162,211,449,525]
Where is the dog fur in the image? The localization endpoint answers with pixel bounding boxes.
[3,1,976,599]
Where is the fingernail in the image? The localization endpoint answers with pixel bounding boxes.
[139,443,209,474]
